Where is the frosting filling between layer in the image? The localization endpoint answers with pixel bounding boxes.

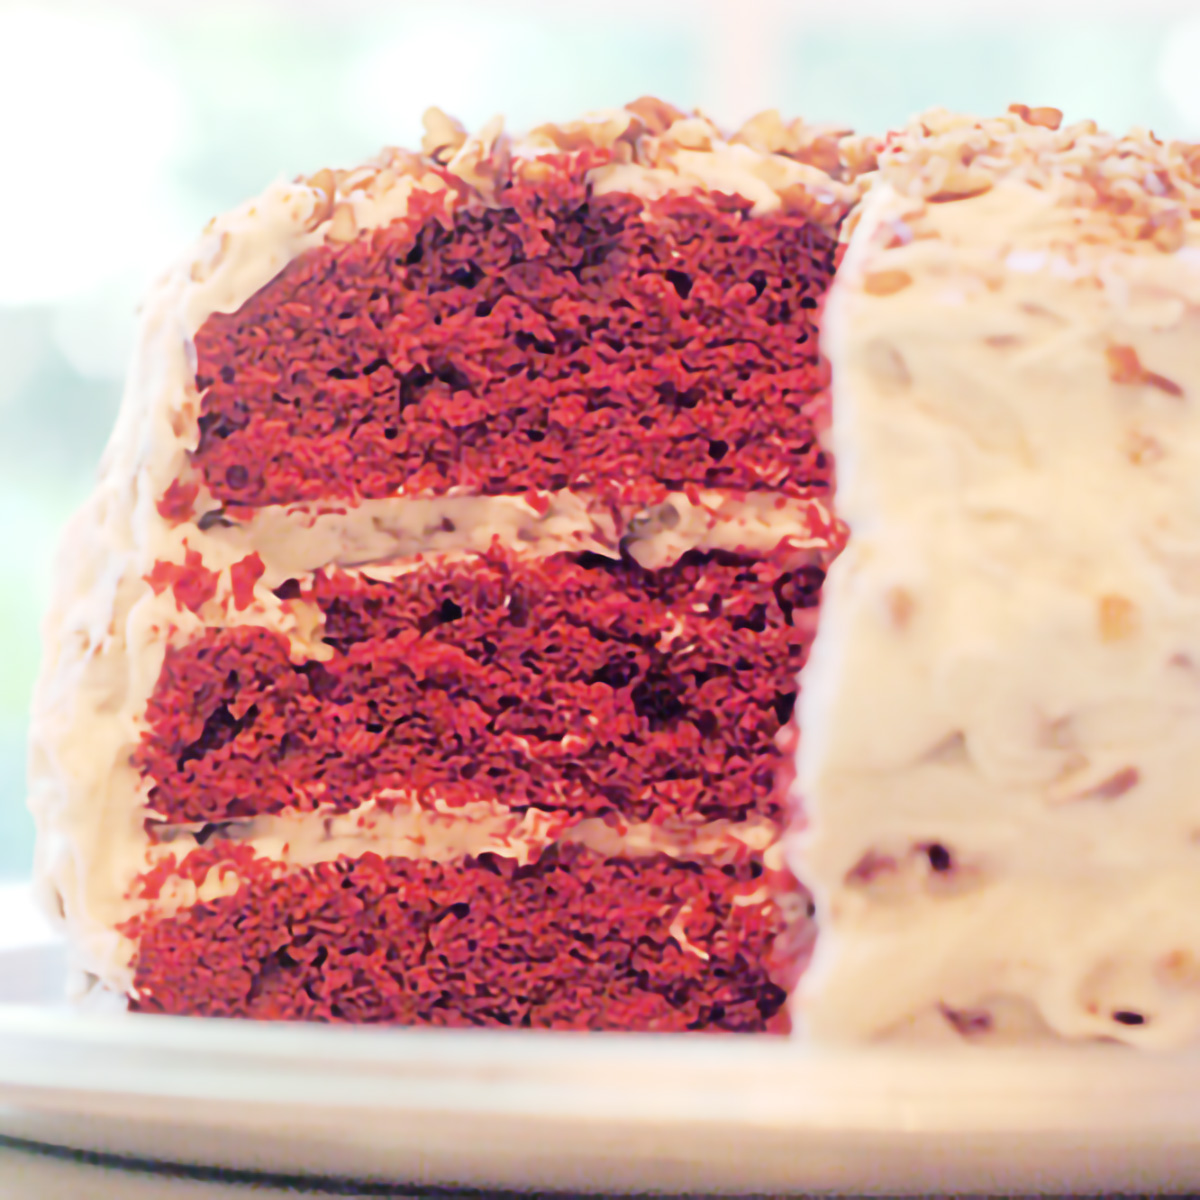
[189,488,837,582]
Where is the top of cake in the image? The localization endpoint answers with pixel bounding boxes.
[877,106,1200,247]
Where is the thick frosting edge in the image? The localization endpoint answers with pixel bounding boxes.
[793,109,1200,1048]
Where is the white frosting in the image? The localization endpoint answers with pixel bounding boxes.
[514,105,862,226]
[620,491,832,570]
[589,146,852,218]
[146,800,782,911]
[794,172,1200,1047]
[199,488,831,579]
[28,109,827,1000]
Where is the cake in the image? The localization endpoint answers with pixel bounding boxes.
[28,100,865,1029]
[33,98,1200,1044]
[796,108,1200,1046]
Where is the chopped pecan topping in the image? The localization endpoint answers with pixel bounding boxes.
[1008,103,1064,131]
[625,95,686,136]
[880,107,1200,247]
[1106,344,1183,397]
[421,106,468,164]
[862,269,913,296]
[1098,593,1138,642]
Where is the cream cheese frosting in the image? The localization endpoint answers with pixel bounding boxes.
[794,109,1200,1047]
[28,102,849,1000]
[146,802,783,906]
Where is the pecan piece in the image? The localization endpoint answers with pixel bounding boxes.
[1106,344,1184,397]
[625,95,686,136]
[862,269,913,296]
[1098,593,1138,642]
[1008,103,1064,131]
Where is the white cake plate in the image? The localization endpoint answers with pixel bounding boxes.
[5,924,1200,1193]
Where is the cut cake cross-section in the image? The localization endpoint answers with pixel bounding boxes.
[29,100,868,1029]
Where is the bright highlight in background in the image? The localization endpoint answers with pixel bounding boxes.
[345,7,552,150]
[1159,15,1200,132]
[0,5,187,307]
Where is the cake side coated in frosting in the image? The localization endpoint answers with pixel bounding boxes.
[795,108,1200,1046]
[28,100,859,1022]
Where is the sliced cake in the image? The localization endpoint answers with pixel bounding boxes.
[29,101,868,1028]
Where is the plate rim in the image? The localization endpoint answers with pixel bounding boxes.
[7,943,1200,1193]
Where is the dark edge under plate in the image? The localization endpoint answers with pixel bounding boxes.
[0,1135,1160,1199]
[0,1132,792,1199]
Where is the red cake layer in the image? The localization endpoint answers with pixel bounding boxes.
[192,161,838,509]
[137,550,823,826]
[126,843,802,1031]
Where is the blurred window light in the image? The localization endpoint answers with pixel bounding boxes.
[345,5,558,149]
[1159,14,1200,130]
[0,486,64,714]
[780,15,1179,140]
[0,4,187,306]
[0,312,49,411]
[0,881,56,951]
[344,1,700,150]
[52,287,138,382]
[701,0,782,127]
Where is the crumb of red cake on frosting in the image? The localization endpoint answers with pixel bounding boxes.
[229,552,266,610]
[144,547,220,614]
[155,478,199,524]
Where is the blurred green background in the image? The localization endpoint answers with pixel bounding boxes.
[1,0,1197,879]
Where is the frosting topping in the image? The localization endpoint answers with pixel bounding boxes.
[795,110,1200,1047]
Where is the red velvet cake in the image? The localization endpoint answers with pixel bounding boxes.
[29,100,868,1029]
[35,101,1200,1046]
